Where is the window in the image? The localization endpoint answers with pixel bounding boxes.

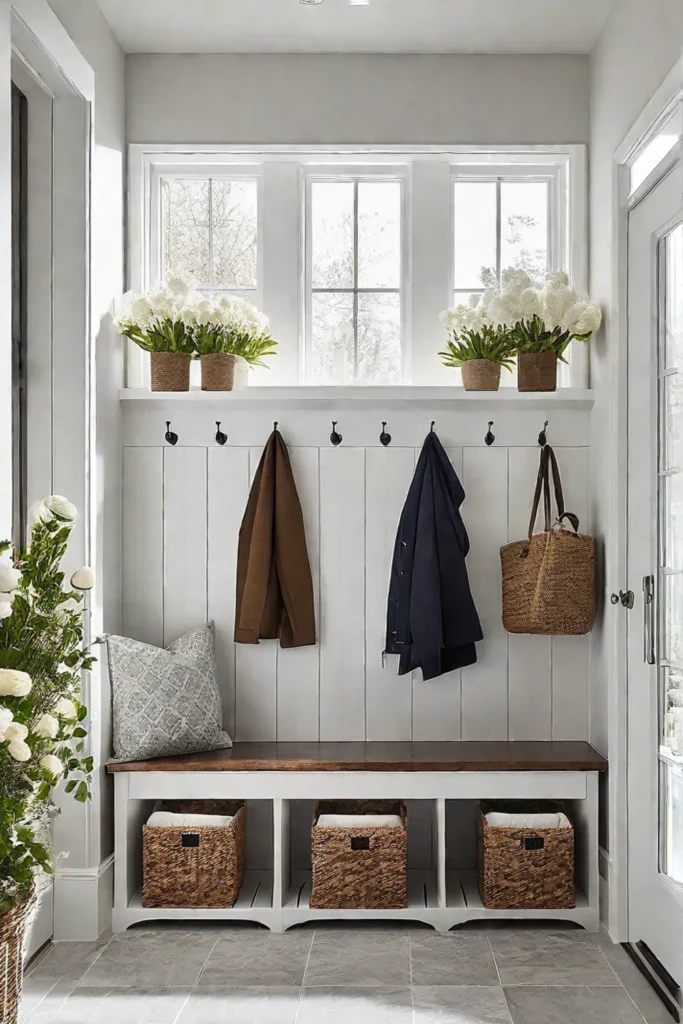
[130,148,585,389]
[306,176,403,385]
[629,104,682,196]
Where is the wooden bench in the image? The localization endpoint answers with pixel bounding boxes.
[107,740,607,933]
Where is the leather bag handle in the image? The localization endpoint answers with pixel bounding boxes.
[527,446,580,543]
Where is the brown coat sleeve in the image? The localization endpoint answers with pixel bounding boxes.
[273,432,316,648]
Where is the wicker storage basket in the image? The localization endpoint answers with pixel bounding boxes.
[311,801,408,910]
[142,800,246,908]
[201,353,236,391]
[0,890,34,1024]
[477,802,575,910]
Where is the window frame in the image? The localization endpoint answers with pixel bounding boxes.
[303,165,408,385]
[128,145,587,389]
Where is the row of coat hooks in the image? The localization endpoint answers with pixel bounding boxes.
[163,419,550,448]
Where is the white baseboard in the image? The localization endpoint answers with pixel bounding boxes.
[599,844,611,937]
[54,854,114,941]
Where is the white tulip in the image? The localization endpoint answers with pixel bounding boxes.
[0,563,21,592]
[40,754,63,778]
[0,669,32,697]
[29,500,53,525]
[54,697,78,720]
[5,722,28,743]
[8,739,31,762]
[0,601,12,620]
[0,707,14,741]
[70,566,95,591]
[44,495,77,523]
[34,713,59,740]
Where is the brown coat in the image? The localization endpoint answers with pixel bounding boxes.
[234,429,316,648]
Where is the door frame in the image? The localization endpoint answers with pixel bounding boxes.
[608,61,683,942]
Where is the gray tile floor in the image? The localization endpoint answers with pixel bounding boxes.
[21,923,676,1024]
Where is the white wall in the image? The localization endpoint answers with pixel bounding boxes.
[126,53,590,145]
[588,0,683,935]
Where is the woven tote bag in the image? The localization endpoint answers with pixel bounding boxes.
[501,445,596,635]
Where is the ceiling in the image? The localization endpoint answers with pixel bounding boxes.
[96,0,614,54]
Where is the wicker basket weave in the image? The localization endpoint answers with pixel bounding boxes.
[477,802,575,910]
[0,891,34,1024]
[310,801,408,910]
[149,352,191,392]
[200,353,236,391]
[142,800,246,908]
[517,351,557,392]
[461,360,502,392]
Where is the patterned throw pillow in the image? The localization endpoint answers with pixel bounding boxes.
[107,622,232,761]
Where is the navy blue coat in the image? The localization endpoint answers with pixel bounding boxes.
[384,431,483,680]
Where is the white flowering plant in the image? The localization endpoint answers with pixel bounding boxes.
[115,277,198,354]
[439,301,516,369]
[192,294,277,367]
[480,269,602,361]
[0,497,95,912]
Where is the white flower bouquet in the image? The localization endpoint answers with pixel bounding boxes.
[439,300,516,369]
[115,277,198,354]
[0,498,95,913]
[193,294,276,367]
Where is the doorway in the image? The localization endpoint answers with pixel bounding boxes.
[627,156,683,995]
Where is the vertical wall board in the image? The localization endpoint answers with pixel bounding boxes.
[551,446,591,740]
[163,447,207,646]
[460,446,509,740]
[122,447,163,647]
[277,447,321,740]
[208,446,249,738]
[507,446,552,740]
[412,447,464,741]
[235,446,278,741]
[319,447,366,741]
[365,447,415,741]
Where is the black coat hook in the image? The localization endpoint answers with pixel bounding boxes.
[164,421,178,446]
[379,421,392,446]
[330,421,343,446]
[484,421,495,446]
[273,421,279,431]
[215,421,228,446]
[538,420,549,447]
[429,420,435,433]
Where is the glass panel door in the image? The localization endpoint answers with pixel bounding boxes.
[659,221,683,885]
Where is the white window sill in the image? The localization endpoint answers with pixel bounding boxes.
[119,387,594,410]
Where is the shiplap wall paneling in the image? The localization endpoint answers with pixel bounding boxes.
[207,446,250,738]
[460,446,509,740]
[365,447,415,741]
[411,446,464,741]
[234,447,278,741]
[277,447,321,741]
[163,447,208,646]
[319,447,366,741]
[551,446,591,740]
[122,447,163,647]
[507,446,552,740]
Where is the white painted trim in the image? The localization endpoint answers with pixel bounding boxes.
[53,856,113,941]
[10,0,93,101]
[55,853,115,881]
[614,59,683,168]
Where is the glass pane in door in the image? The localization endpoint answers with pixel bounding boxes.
[659,221,683,883]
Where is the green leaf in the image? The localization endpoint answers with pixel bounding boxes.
[64,780,77,794]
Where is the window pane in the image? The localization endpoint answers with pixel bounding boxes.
[666,224,683,370]
[663,472,683,571]
[311,292,354,384]
[161,178,210,284]
[357,181,401,288]
[311,182,354,288]
[631,122,681,194]
[453,181,497,290]
[663,372,683,472]
[357,293,401,385]
[211,180,258,288]
[663,571,683,666]
[500,181,549,285]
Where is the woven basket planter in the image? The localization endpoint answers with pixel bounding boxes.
[518,351,557,392]
[200,353,237,392]
[142,800,246,908]
[0,891,34,1024]
[461,360,502,392]
[149,352,191,392]
[310,801,407,910]
[477,802,575,910]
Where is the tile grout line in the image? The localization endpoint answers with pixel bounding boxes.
[293,930,316,1020]
[170,934,221,1024]
[485,932,515,1024]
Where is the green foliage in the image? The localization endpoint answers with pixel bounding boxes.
[511,314,590,362]
[0,512,94,913]
[117,316,195,354]
[193,324,278,367]
[439,326,516,369]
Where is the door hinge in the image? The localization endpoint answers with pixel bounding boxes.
[611,590,635,609]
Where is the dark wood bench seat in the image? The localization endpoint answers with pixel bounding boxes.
[106,740,607,774]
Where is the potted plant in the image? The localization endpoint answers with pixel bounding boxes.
[0,497,95,1024]
[194,295,277,391]
[439,303,515,391]
[481,269,602,392]
[116,277,198,392]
